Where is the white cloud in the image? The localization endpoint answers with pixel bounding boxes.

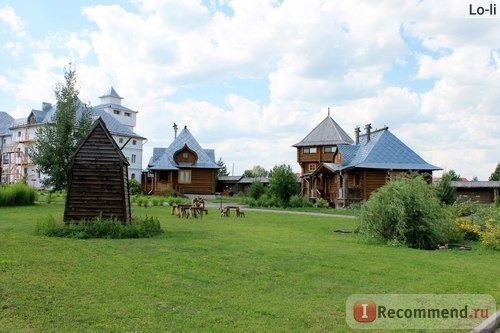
[0,6,25,37]
[2,0,500,180]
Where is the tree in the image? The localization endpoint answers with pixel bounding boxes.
[444,170,461,181]
[435,172,456,205]
[248,179,265,199]
[242,165,268,178]
[489,163,500,181]
[267,164,298,208]
[216,157,229,178]
[30,65,93,190]
[359,174,446,250]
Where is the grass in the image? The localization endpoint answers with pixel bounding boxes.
[0,203,498,332]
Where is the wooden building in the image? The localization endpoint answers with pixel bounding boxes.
[64,118,131,222]
[451,181,500,204]
[146,126,219,195]
[294,114,441,207]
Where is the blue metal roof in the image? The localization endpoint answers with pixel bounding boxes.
[335,128,440,171]
[99,87,122,99]
[0,112,14,136]
[148,126,220,171]
[293,116,354,147]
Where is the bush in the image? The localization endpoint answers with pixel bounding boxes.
[315,198,329,208]
[481,219,500,250]
[129,178,142,195]
[248,180,266,200]
[36,215,163,239]
[0,183,36,206]
[358,174,446,250]
[289,195,305,208]
[435,174,456,205]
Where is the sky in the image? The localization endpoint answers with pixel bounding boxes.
[0,0,499,180]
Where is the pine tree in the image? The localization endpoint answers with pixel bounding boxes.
[30,64,93,190]
[216,157,229,177]
[489,163,500,181]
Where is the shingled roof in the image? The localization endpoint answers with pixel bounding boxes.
[148,126,220,170]
[0,112,14,136]
[293,116,354,147]
[320,127,440,172]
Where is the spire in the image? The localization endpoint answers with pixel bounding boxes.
[328,107,330,117]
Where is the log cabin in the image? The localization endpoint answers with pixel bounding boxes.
[294,114,441,207]
[146,126,219,195]
[64,118,131,222]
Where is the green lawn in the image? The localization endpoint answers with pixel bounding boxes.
[0,204,498,332]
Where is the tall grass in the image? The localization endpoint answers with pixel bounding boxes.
[36,214,163,239]
[0,183,36,206]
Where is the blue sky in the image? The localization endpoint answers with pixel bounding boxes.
[1,0,499,179]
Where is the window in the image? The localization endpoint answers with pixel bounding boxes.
[17,131,21,137]
[132,140,137,145]
[354,173,360,187]
[182,152,188,159]
[179,170,191,184]
[303,147,317,154]
[119,138,123,143]
[124,112,131,117]
[324,146,336,153]
[131,173,136,179]
[131,154,136,163]
[308,164,316,172]
[114,110,121,115]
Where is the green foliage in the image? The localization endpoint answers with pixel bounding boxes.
[129,178,142,195]
[216,157,229,177]
[481,219,500,250]
[36,215,162,239]
[444,170,461,181]
[267,164,299,208]
[314,198,329,208]
[30,64,93,190]
[0,183,36,206]
[489,163,500,181]
[435,173,456,205]
[248,179,265,199]
[359,174,446,249]
[289,194,305,208]
[242,165,268,178]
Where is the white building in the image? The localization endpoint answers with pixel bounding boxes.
[0,88,146,188]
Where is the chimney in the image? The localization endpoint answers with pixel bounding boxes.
[364,123,372,142]
[42,102,52,112]
[354,126,360,145]
[173,122,178,139]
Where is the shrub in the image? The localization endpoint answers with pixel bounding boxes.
[248,180,266,200]
[456,219,481,241]
[481,219,500,250]
[129,178,142,195]
[438,218,465,244]
[435,173,456,205]
[36,215,163,239]
[289,195,305,208]
[358,174,446,250]
[0,183,36,206]
[315,198,329,208]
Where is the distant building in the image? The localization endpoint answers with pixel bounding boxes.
[0,88,146,188]
[145,126,219,195]
[450,181,500,204]
[294,114,441,207]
